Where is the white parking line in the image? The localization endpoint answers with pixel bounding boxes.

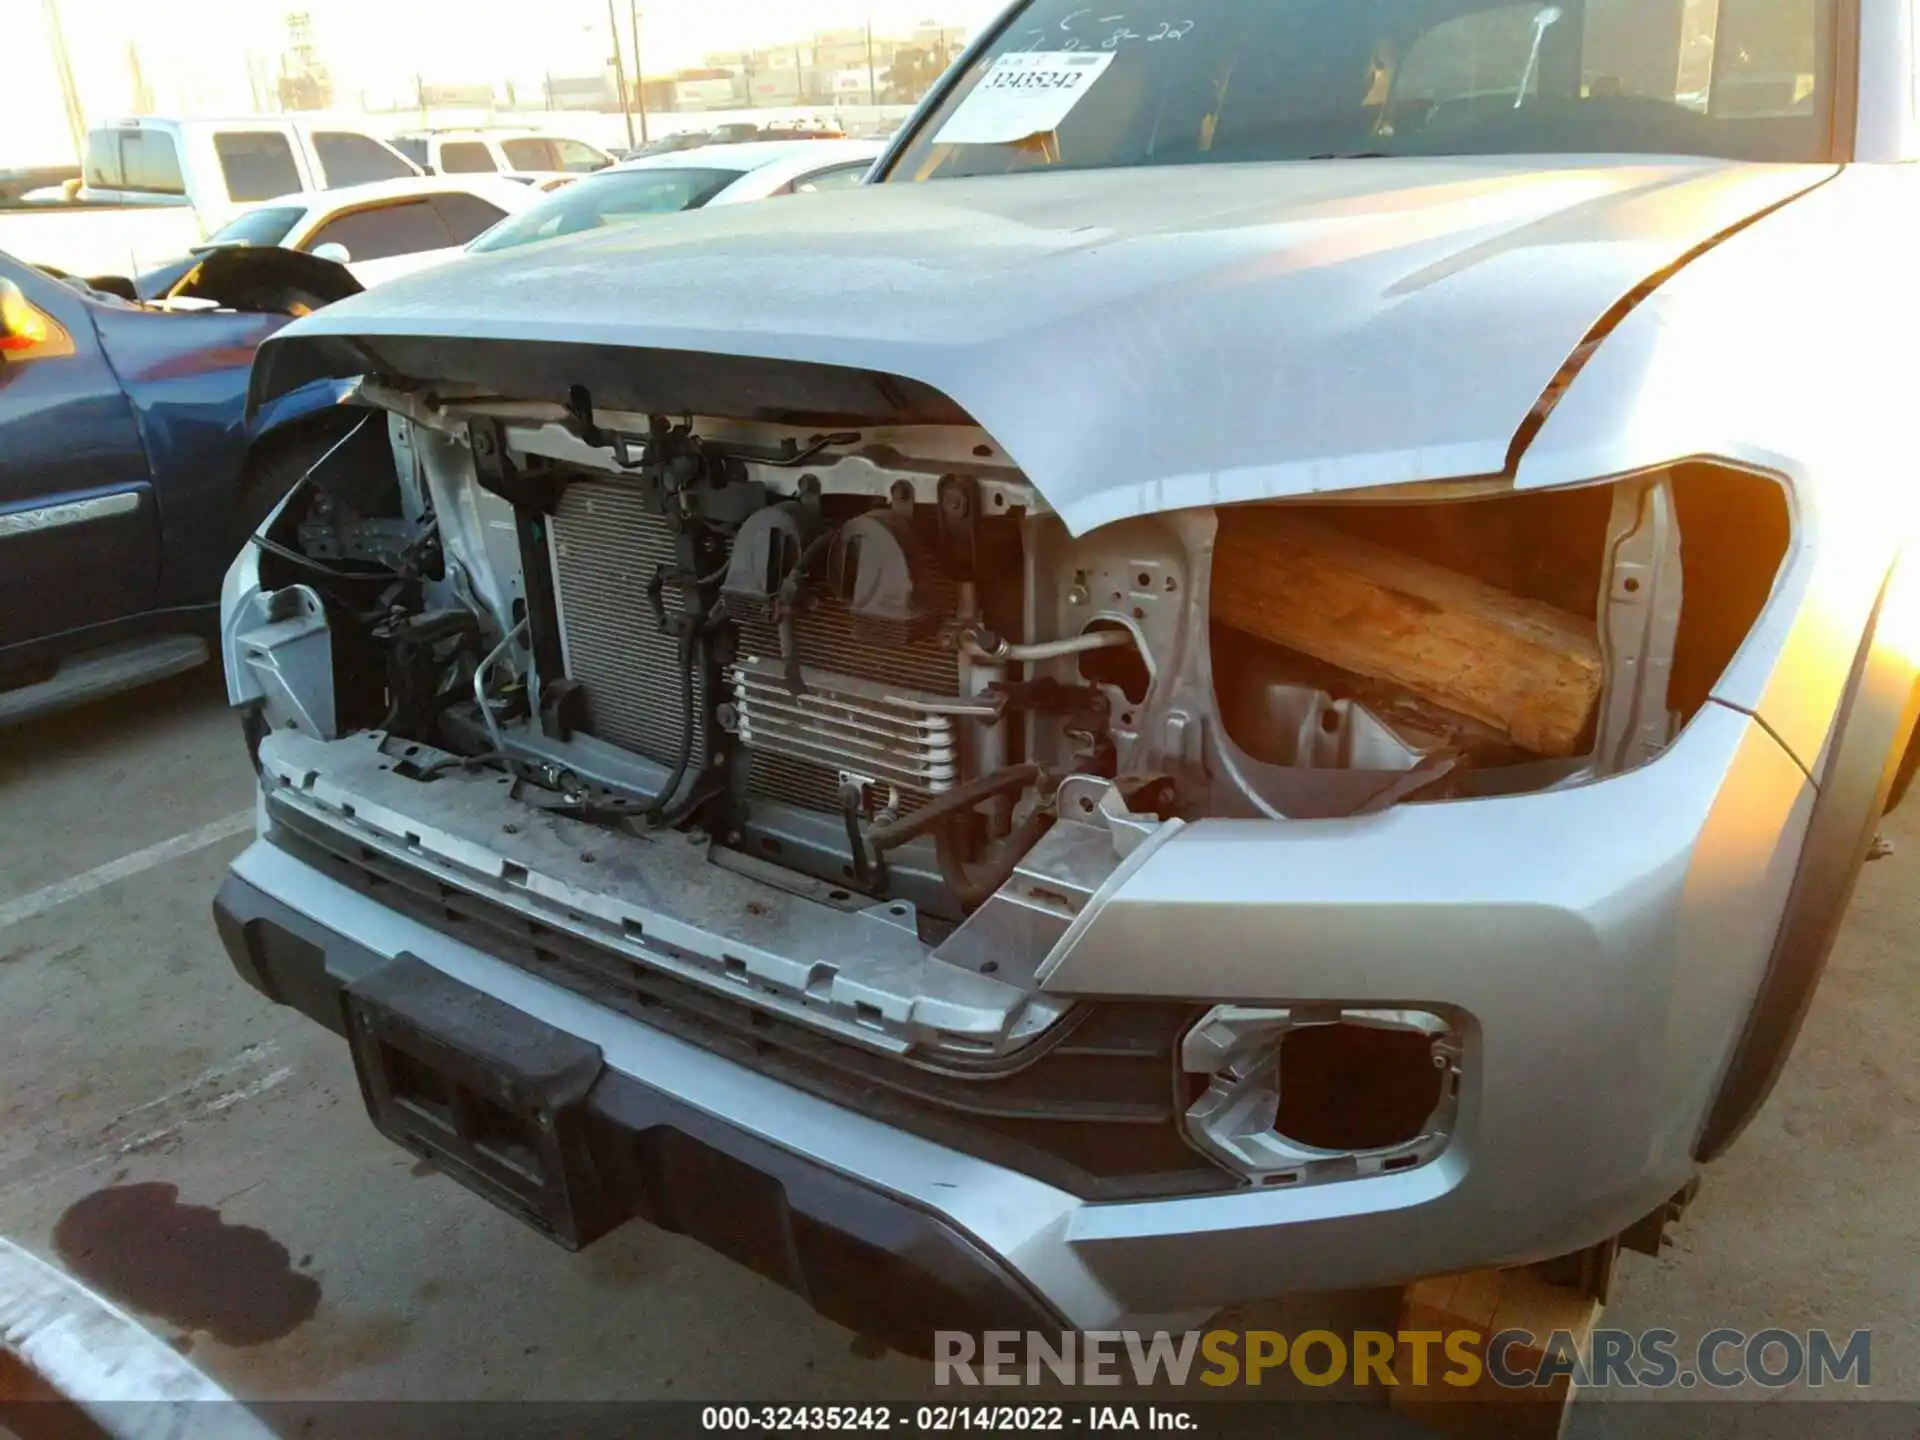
[0,811,253,932]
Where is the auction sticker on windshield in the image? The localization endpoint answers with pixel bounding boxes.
[933,52,1117,144]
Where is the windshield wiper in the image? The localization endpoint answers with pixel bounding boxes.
[1307,150,1393,160]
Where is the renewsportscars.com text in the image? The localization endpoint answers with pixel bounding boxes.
[934,1328,1872,1390]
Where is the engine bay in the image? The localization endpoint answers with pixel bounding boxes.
[230,385,1789,1063]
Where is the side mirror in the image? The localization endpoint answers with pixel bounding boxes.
[0,279,51,353]
[309,242,352,265]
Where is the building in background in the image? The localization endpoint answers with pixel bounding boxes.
[419,82,498,109]
[277,10,335,110]
[700,19,967,112]
[672,69,747,111]
[544,73,620,111]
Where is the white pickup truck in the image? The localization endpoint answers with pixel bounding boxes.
[0,116,422,281]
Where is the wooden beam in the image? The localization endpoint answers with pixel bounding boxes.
[1212,508,1603,758]
[1393,1266,1603,1439]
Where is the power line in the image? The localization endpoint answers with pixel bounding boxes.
[42,0,87,162]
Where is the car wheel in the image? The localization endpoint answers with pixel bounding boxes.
[234,417,361,556]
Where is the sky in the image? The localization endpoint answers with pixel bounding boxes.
[9,0,1007,163]
[310,0,1007,81]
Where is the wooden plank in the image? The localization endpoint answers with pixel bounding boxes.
[1211,508,1603,757]
[1393,1267,1602,1439]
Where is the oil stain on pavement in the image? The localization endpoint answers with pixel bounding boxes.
[52,1182,320,1345]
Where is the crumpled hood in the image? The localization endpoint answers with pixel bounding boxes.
[254,157,1831,533]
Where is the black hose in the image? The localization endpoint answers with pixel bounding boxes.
[644,634,702,826]
[842,781,879,889]
[866,763,1042,854]
[773,524,841,690]
[650,771,723,831]
[937,808,1053,914]
[778,527,838,610]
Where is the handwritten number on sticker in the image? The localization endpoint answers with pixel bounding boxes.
[1046,8,1200,45]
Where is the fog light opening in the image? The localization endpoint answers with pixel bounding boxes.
[1275,1022,1444,1152]
[1179,1005,1462,1187]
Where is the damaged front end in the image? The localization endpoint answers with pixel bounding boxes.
[225,364,1790,1193]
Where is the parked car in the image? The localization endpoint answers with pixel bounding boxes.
[0,166,81,203]
[218,0,1909,1355]
[620,130,715,159]
[623,122,849,162]
[133,175,537,296]
[0,246,367,724]
[463,139,884,254]
[389,129,614,182]
[0,118,422,283]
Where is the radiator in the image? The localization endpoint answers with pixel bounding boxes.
[547,478,962,818]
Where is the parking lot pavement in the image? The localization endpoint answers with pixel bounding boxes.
[1,668,1914,1415]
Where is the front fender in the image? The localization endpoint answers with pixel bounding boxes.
[1695,551,1920,1160]
[248,376,359,447]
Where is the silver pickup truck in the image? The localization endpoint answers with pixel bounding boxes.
[214,0,1920,1350]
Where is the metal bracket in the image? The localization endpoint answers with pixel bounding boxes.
[232,584,337,739]
[1594,474,1683,775]
[565,385,645,469]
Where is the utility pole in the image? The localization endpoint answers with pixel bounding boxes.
[126,41,154,114]
[865,11,878,106]
[628,0,648,142]
[41,0,87,163]
[607,0,635,148]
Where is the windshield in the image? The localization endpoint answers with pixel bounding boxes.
[466,166,743,253]
[886,0,1831,180]
[204,206,306,248]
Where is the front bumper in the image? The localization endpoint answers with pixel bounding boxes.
[215,868,1068,1353]
[215,698,1815,1333]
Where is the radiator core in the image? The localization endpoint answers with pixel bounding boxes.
[548,477,962,818]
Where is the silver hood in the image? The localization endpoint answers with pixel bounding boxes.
[254,157,1831,534]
